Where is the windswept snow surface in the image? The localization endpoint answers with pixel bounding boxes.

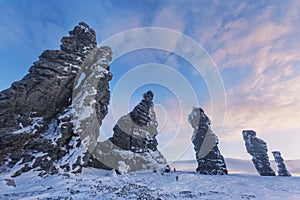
[0,159,300,200]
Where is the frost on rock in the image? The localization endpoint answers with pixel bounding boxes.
[0,22,113,176]
[188,108,227,175]
[71,46,112,154]
[242,130,275,176]
[118,161,130,173]
[91,91,167,173]
[272,151,291,177]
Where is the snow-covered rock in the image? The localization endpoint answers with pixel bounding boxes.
[242,130,276,176]
[91,91,167,172]
[272,151,291,177]
[0,22,113,176]
[188,108,228,175]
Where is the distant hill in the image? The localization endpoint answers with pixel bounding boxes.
[170,158,300,176]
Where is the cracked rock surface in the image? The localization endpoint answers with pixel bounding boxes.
[0,22,112,176]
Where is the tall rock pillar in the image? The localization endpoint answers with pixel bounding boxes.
[272,151,291,176]
[188,108,227,175]
[92,91,167,173]
[242,130,275,176]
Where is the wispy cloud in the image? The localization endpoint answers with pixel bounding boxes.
[1,0,300,160]
[168,1,300,159]
[100,0,300,160]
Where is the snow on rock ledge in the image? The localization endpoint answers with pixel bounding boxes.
[91,91,167,173]
[0,22,113,176]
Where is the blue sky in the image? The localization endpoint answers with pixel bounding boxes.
[1,0,300,161]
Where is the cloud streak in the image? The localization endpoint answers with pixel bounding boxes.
[203,1,300,159]
[1,0,300,160]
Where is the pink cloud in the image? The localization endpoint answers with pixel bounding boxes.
[151,4,184,33]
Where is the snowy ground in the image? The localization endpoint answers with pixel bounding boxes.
[1,159,300,200]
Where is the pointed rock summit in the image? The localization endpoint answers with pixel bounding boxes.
[188,108,227,175]
[242,130,275,176]
[0,22,96,129]
[91,91,167,173]
[112,90,158,152]
[0,22,113,176]
[272,151,291,176]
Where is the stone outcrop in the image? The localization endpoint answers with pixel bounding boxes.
[242,130,275,176]
[0,22,96,129]
[112,91,158,152]
[0,22,113,176]
[272,151,291,176]
[91,91,167,173]
[188,108,227,175]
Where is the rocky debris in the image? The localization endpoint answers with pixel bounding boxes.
[91,91,167,173]
[0,22,113,176]
[163,165,171,173]
[272,151,291,176]
[242,130,275,176]
[5,179,16,187]
[188,108,228,175]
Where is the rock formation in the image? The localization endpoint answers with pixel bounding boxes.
[0,22,113,176]
[112,91,158,152]
[91,91,167,173]
[188,108,227,175]
[272,151,291,176]
[242,130,275,176]
[0,22,97,129]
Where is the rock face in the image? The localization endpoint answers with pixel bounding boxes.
[91,91,167,173]
[272,151,291,176]
[0,22,96,129]
[0,22,113,176]
[188,108,227,175]
[242,130,275,176]
[112,91,158,152]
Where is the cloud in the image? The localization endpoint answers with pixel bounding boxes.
[0,4,27,48]
[1,0,300,160]
[155,98,199,161]
[101,0,300,160]
[214,21,292,70]
[151,4,184,32]
[190,1,300,160]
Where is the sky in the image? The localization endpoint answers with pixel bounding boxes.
[0,0,300,161]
